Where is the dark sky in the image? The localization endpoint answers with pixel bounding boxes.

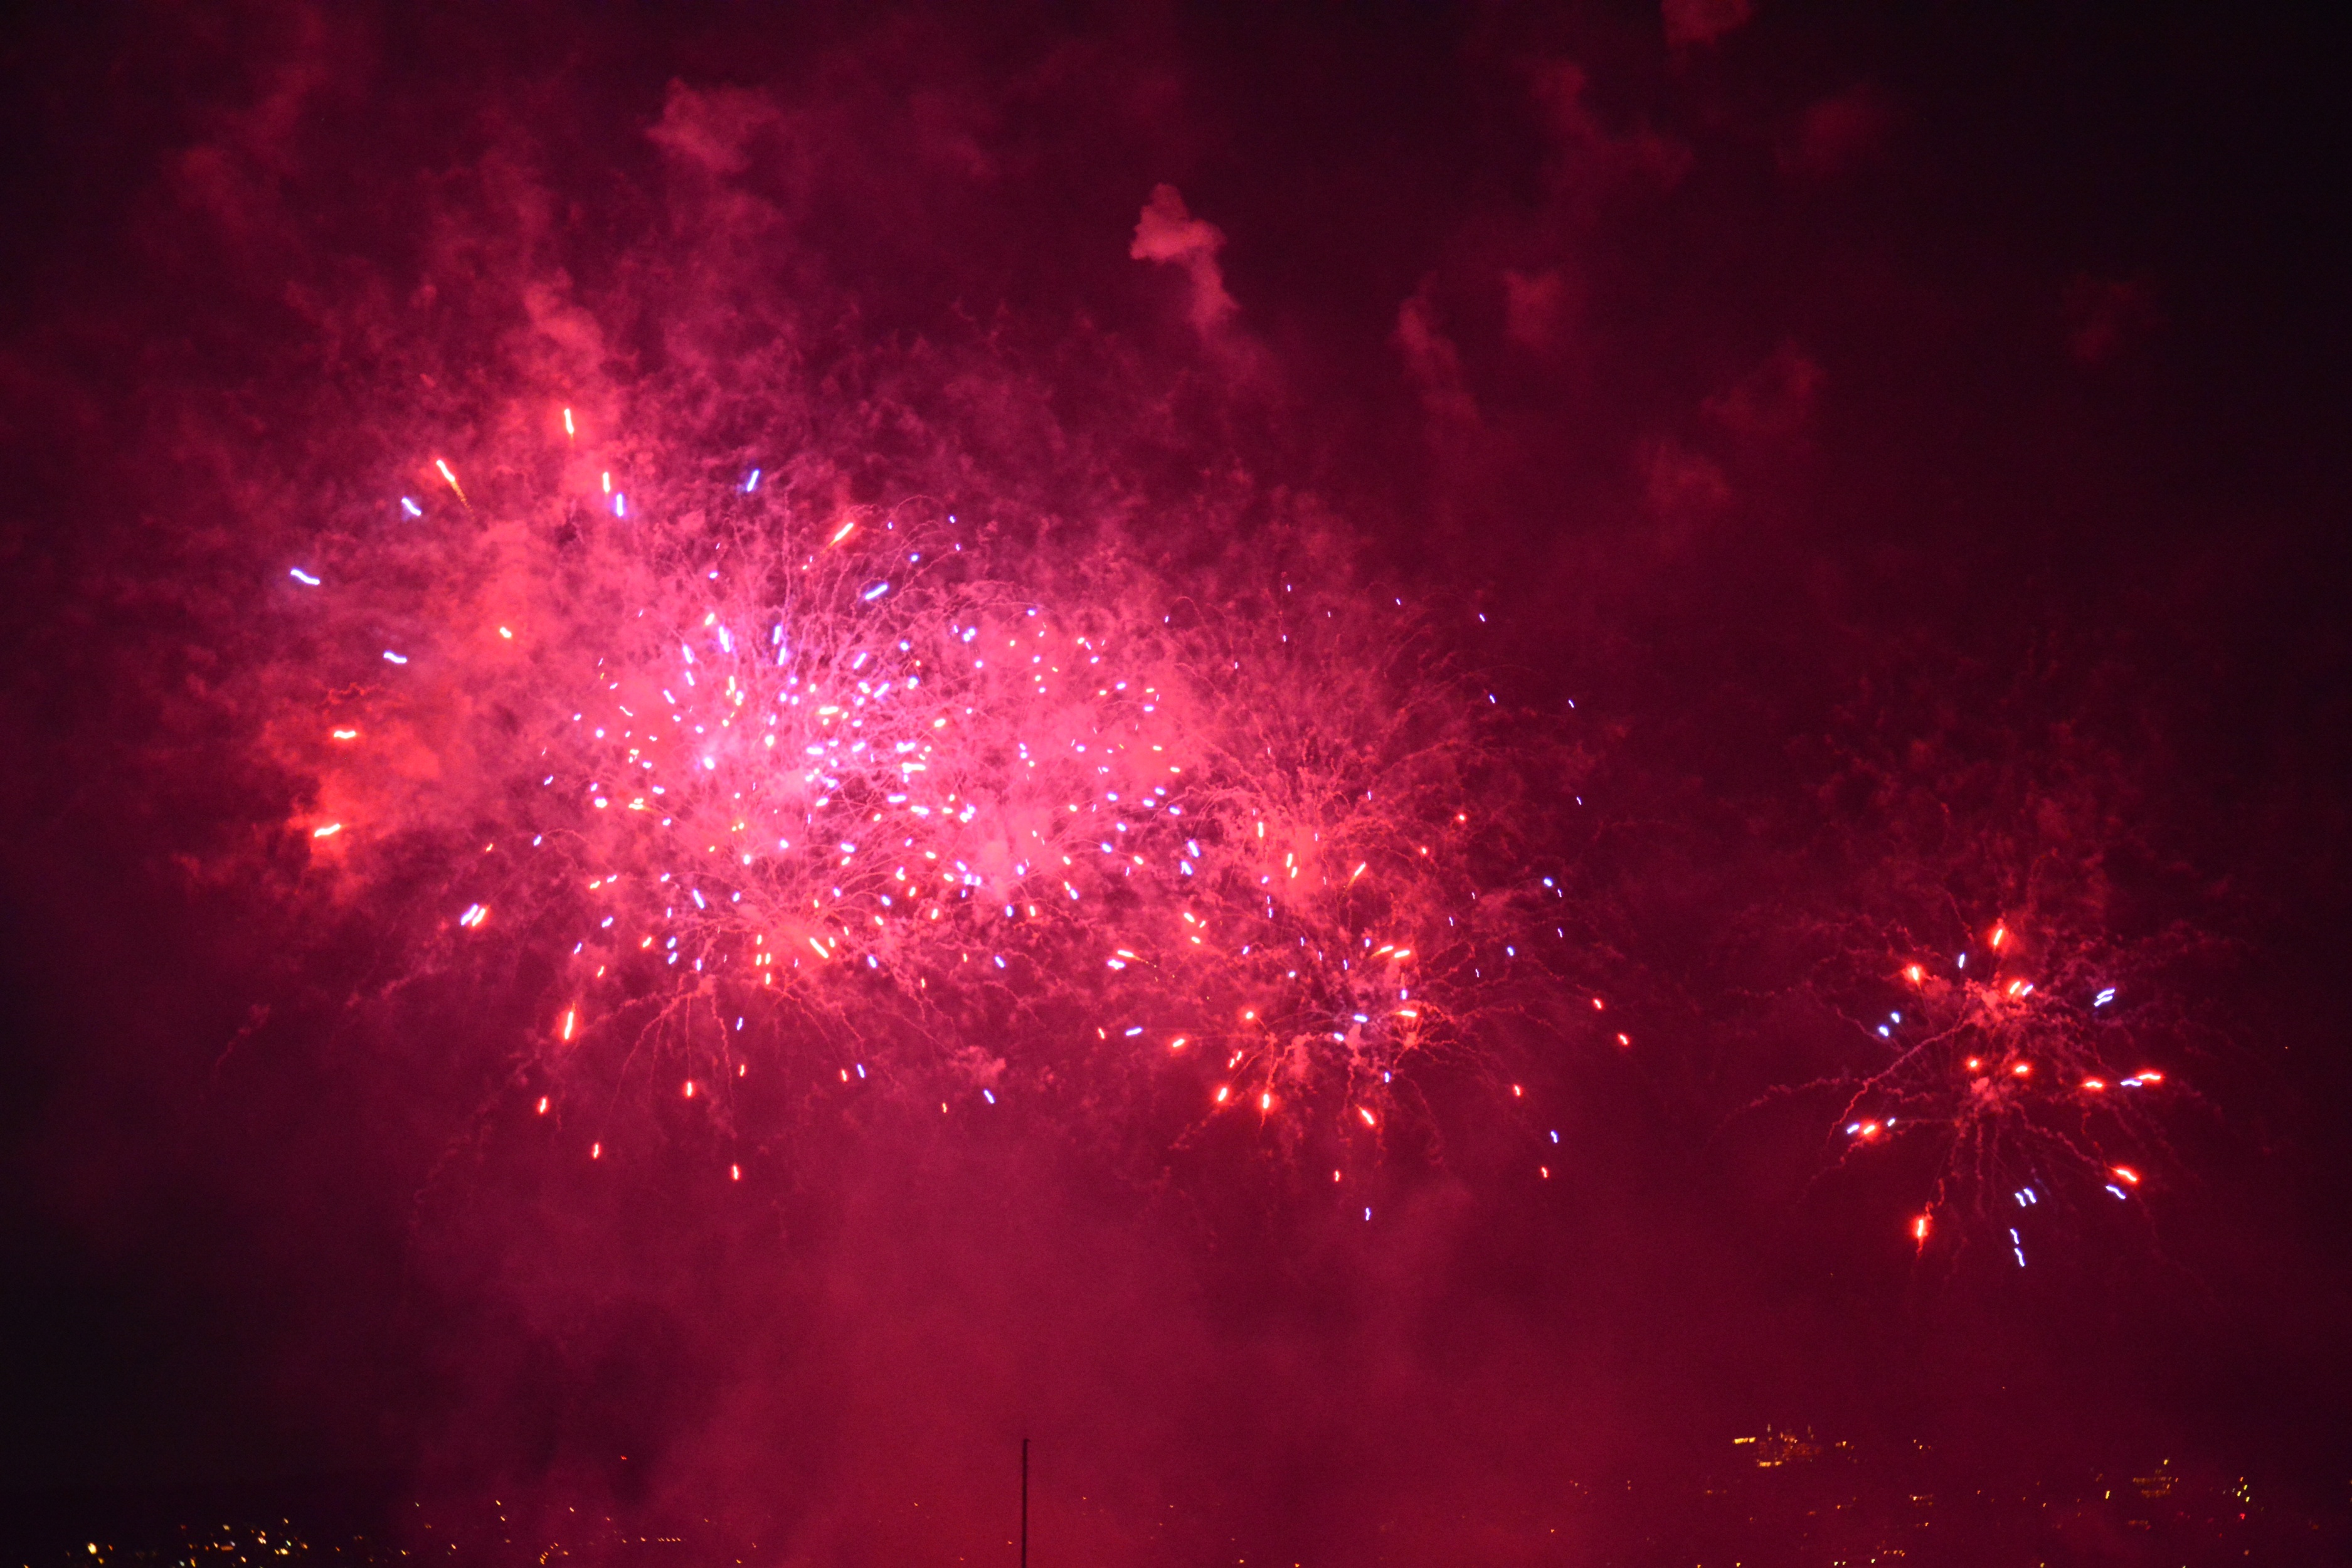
[2,4,2349,1563]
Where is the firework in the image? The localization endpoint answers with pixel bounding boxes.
[1761,672,2206,1258]
[1831,916,2174,1259]
[276,407,1588,1183]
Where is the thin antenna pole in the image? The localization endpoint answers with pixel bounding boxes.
[1020,1437,1029,1568]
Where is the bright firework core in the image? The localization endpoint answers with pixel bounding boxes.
[288,418,1579,1187]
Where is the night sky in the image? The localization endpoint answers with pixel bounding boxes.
[3,5,2349,1564]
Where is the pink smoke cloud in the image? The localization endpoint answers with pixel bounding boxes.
[2063,275,2163,367]
[1703,341,1824,446]
[1663,0,1754,50]
[1130,182,1239,336]
[1780,85,1895,179]
[1396,283,1481,440]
